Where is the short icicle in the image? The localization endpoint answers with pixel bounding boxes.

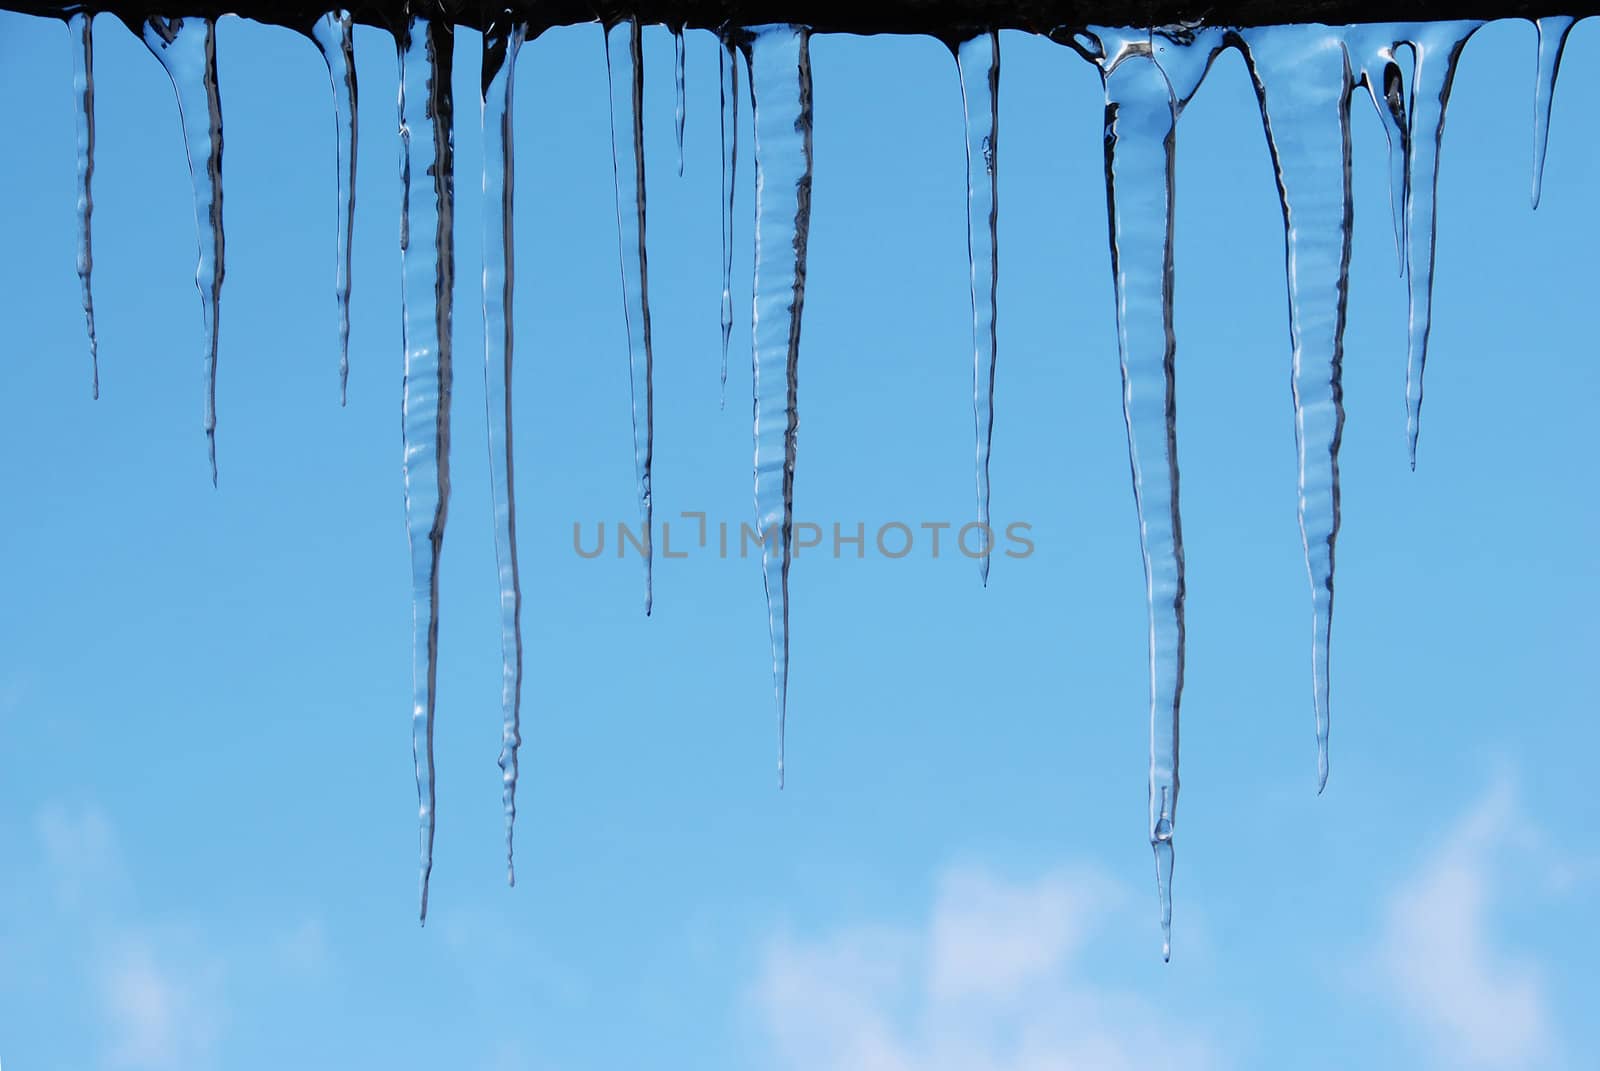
[1344,27,1409,273]
[481,13,526,889]
[603,19,655,615]
[68,11,99,398]
[1088,25,1219,961]
[309,10,359,404]
[141,16,224,484]
[718,36,739,407]
[1399,21,1479,469]
[746,24,812,788]
[1239,26,1354,793]
[955,31,1000,585]
[396,11,456,924]
[674,23,687,177]
[1531,16,1574,209]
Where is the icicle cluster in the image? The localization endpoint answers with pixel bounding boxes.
[56,11,1567,944]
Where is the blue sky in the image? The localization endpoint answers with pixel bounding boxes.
[0,13,1596,1070]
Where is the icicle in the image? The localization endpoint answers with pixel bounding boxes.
[481,13,525,889]
[674,24,687,177]
[142,17,224,484]
[1239,26,1353,793]
[603,19,655,615]
[747,25,812,788]
[955,31,1000,586]
[1399,22,1479,469]
[396,11,456,924]
[1085,24,1223,962]
[68,11,98,399]
[309,11,359,405]
[1531,16,1574,209]
[718,37,739,409]
[1345,27,1409,273]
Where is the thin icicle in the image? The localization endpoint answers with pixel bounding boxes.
[718,37,739,408]
[603,19,655,615]
[747,24,812,788]
[674,24,687,177]
[1345,27,1409,273]
[1239,26,1353,793]
[955,31,1000,586]
[481,14,525,889]
[396,12,456,924]
[1531,16,1574,209]
[68,12,98,399]
[142,16,224,484]
[309,10,359,404]
[1087,24,1223,961]
[1400,22,1479,469]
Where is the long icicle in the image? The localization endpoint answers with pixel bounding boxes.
[396,10,455,924]
[68,12,99,398]
[718,35,739,408]
[1400,22,1479,469]
[1091,26,1188,962]
[1531,16,1574,209]
[1240,26,1353,793]
[481,12,526,889]
[604,18,655,615]
[309,10,359,404]
[747,24,812,788]
[1345,27,1409,274]
[674,23,687,177]
[141,16,224,484]
[955,31,1000,586]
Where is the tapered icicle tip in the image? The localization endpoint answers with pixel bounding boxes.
[207,432,218,486]
[1154,836,1174,962]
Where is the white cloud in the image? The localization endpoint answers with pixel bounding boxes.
[751,864,1218,1071]
[1373,781,1557,1070]
[100,935,224,1071]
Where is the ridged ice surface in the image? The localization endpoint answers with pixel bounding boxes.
[396,14,456,924]
[955,31,1000,586]
[309,10,358,403]
[1400,21,1481,468]
[68,12,98,398]
[604,19,655,615]
[142,16,224,483]
[1532,16,1574,208]
[481,16,526,889]
[1239,26,1353,793]
[718,37,739,407]
[1090,24,1226,962]
[748,24,812,787]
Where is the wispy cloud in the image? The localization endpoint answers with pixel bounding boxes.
[751,863,1218,1071]
[1372,780,1559,1070]
[99,934,224,1071]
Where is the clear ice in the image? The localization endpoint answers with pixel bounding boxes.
[674,23,687,176]
[141,15,225,483]
[954,31,1000,585]
[308,10,359,404]
[1239,25,1353,793]
[747,24,812,787]
[1531,16,1574,209]
[482,14,527,888]
[396,12,456,923]
[604,18,656,615]
[719,35,739,407]
[68,11,98,398]
[1399,21,1480,468]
